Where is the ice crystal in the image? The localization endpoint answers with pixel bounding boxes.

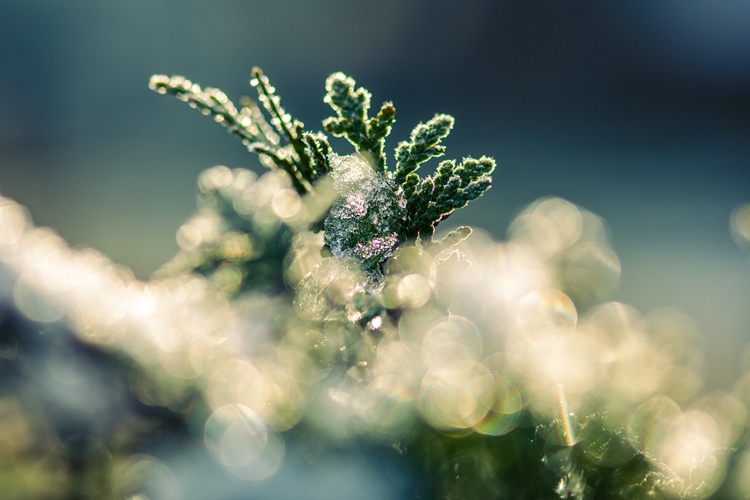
[323,154,405,289]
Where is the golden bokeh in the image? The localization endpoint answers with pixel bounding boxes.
[0,189,747,498]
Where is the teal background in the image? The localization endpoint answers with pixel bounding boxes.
[1,0,749,390]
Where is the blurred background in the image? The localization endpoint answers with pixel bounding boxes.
[3,0,750,387]
[0,1,749,495]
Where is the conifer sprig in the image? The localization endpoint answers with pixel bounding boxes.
[250,67,315,187]
[393,114,454,186]
[151,69,495,246]
[149,75,275,149]
[320,74,495,242]
[323,72,395,173]
[301,132,331,182]
[400,155,495,239]
[239,95,281,146]
[150,72,330,194]
[390,113,495,240]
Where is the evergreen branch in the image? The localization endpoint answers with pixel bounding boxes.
[402,177,438,239]
[249,68,297,140]
[240,96,281,146]
[152,69,495,250]
[402,172,420,203]
[431,160,456,188]
[400,156,495,240]
[393,114,454,186]
[143,67,679,499]
[302,132,331,181]
[454,156,495,180]
[323,72,370,144]
[366,102,396,169]
[417,226,474,259]
[322,73,394,173]
[250,67,311,174]
[151,71,321,194]
[245,141,278,156]
[149,74,278,151]
[245,142,300,181]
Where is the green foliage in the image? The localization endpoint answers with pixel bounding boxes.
[301,131,332,184]
[321,74,495,242]
[2,66,732,500]
[322,72,395,173]
[151,68,496,270]
[392,113,494,240]
[393,113,454,186]
[150,69,330,194]
[148,68,673,499]
[404,413,666,500]
[400,155,495,240]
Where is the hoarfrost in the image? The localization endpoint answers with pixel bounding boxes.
[323,154,405,291]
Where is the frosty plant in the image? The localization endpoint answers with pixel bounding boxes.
[0,68,746,499]
[149,68,493,290]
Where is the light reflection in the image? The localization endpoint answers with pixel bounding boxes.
[204,404,283,481]
[730,446,750,499]
[0,198,28,246]
[655,410,724,499]
[362,375,416,440]
[536,385,579,447]
[0,188,745,494]
[420,360,495,430]
[422,316,483,367]
[396,273,432,309]
[577,413,637,467]
[579,301,641,363]
[13,275,66,323]
[516,289,577,342]
[491,241,549,289]
[373,340,421,385]
[207,359,267,415]
[730,202,750,248]
[130,365,190,407]
[508,197,583,257]
[627,396,682,457]
[113,454,182,500]
[472,362,523,436]
[696,391,746,448]
[562,242,621,308]
[271,188,302,220]
[606,335,663,402]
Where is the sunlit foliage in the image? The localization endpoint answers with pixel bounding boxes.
[0,70,749,499]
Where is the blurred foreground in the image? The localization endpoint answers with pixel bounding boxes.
[3,174,750,497]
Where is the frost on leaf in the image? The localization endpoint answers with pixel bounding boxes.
[323,153,405,290]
